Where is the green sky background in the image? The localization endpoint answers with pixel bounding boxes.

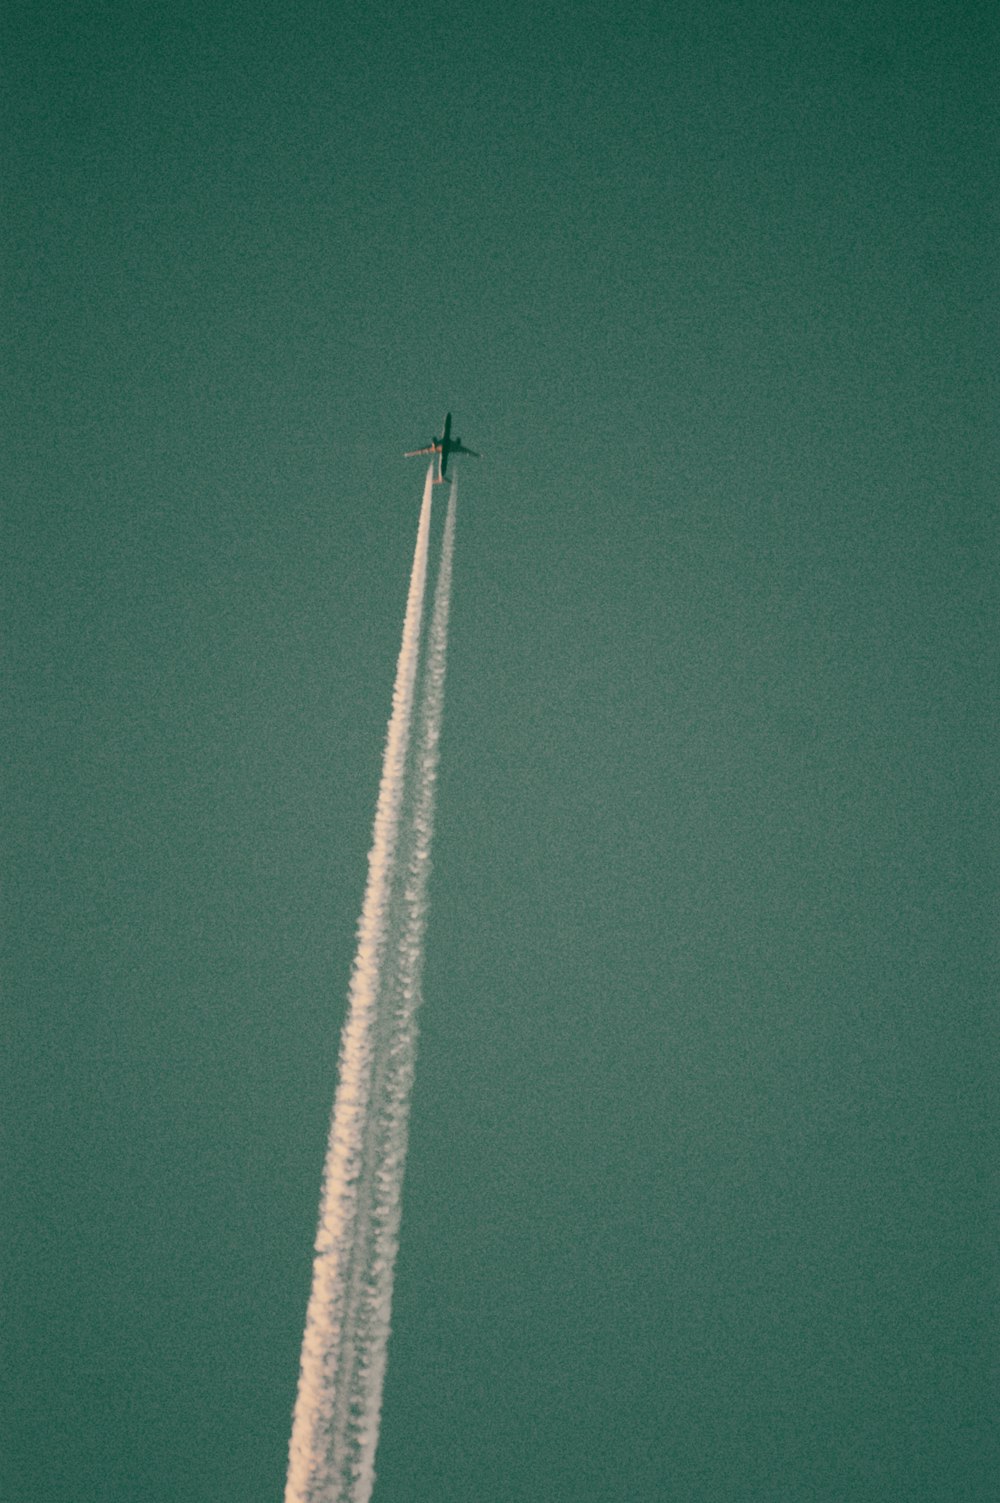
[6,2,996,1499]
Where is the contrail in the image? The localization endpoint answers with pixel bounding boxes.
[285,470,457,1503]
[285,465,433,1503]
[349,478,457,1498]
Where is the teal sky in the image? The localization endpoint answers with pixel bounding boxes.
[6,3,996,1500]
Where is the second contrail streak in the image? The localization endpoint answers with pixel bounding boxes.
[351,479,458,1496]
[285,468,457,1503]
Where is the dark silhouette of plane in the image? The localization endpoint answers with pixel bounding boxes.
[405,413,480,483]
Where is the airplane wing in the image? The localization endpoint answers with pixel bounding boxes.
[404,445,440,457]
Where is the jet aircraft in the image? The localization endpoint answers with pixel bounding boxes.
[405,412,480,483]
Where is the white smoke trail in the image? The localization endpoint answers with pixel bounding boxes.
[349,478,458,1499]
[285,465,435,1503]
[285,471,458,1503]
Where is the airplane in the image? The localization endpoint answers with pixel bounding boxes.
[405,412,480,483]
